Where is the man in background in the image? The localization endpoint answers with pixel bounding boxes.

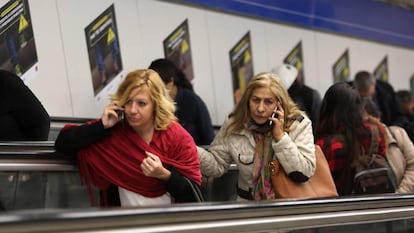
[394,90,414,143]
[272,64,322,132]
[353,70,401,126]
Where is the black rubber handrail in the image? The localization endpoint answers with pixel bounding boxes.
[0,141,55,155]
[50,116,222,130]
[50,116,95,124]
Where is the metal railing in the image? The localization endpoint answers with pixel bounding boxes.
[1,120,413,232]
[0,194,413,233]
[0,141,413,232]
[0,141,74,171]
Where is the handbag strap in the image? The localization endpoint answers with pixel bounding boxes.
[367,124,379,155]
[183,176,204,202]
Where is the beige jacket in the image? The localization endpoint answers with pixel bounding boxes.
[198,116,315,193]
[386,126,414,193]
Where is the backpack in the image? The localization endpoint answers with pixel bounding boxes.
[353,124,395,195]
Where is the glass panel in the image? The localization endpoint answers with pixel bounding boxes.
[0,172,18,210]
[45,171,97,208]
[0,171,97,211]
[202,170,238,201]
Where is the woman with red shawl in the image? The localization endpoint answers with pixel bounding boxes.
[55,69,201,207]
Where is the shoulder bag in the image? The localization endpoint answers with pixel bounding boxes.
[269,145,338,199]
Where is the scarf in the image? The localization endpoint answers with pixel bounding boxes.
[248,121,276,200]
[75,122,201,206]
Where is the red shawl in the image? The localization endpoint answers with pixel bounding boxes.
[75,121,201,205]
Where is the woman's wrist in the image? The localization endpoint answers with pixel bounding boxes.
[158,168,171,181]
[273,132,284,142]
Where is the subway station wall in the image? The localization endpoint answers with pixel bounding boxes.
[4,0,414,125]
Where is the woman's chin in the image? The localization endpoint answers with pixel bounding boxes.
[127,121,140,128]
[253,119,268,125]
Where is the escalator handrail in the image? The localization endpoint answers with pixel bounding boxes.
[0,141,74,170]
[0,194,414,233]
[0,139,414,232]
[0,142,241,171]
[51,116,222,128]
[50,116,95,124]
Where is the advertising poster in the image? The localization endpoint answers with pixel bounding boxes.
[373,55,388,82]
[283,41,304,83]
[229,31,253,104]
[163,19,194,81]
[0,0,39,83]
[85,4,123,103]
[332,49,350,83]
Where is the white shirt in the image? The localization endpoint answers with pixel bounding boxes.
[118,187,171,207]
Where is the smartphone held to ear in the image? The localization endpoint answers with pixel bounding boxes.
[115,109,124,120]
[269,107,278,126]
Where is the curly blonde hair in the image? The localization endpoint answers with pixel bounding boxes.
[111,69,176,130]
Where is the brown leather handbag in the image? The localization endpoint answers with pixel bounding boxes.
[269,145,338,199]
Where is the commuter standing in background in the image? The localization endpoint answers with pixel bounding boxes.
[55,69,201,207]
[352,70,380,117]
[394,90,414,143]
[0,69,50,141]
[198,72,315,201]
[353,70,401,125]
[316,82,388,195]
[375,78,402,125]
[149,58,215,145]
[272,64,321,132]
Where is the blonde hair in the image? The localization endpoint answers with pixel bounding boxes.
[226,72,305,135]
[111,69,176,130]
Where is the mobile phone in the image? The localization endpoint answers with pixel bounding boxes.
[115,109,124,120]
[269,107,278,126]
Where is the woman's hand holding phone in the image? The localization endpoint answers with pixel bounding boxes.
[102,102,124,129]
[269,107,278,126]
[270,102,285,142]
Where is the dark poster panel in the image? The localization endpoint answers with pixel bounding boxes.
[85,4,123,96]
[163,19,194,81]
[229,31,254,104]
[283,41,304,83]
[373,55,388,82]
[0,0,39,82]
[332,49,350,83]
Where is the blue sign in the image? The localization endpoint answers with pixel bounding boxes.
[179,0,414,48]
